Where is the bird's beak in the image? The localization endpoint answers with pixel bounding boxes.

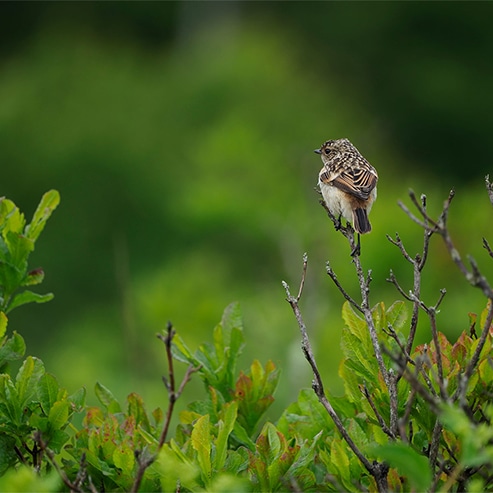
[314,149,322,154]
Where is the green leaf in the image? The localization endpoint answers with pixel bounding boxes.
[0,465,61,492]
[113,443,135,473]
[7,290,54,314]
[0,311,7,339]
[215,401,238,471]
[4,231,33,271]
[369,442,431,491]
[48,429,70,454]
[0,434,19,475]
[0,332,26,366]
[48,400,69,430]
[221,301,243,333]
[330,439,352,489]
[0,374,20,424]
[38,373,59,415]
[16,356,45,408]
[95,382,121,413]
[21,268,45,287]
[24,190,60,242]
[158,443,200,492]
[127,392,151,431]
[68,387,86,412]
[0,201,25,235]
[386,300,408,331]
[191,414,212,485]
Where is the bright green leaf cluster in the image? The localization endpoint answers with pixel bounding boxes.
[0,190,59,323]
[0,355,85,474]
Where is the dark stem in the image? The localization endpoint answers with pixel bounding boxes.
[130,323,199,493]
[34,432,82,493]
[283,255,389,491]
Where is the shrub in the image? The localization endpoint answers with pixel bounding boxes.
[1,180,493,492]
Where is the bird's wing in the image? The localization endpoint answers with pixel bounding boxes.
[320,166,377,201]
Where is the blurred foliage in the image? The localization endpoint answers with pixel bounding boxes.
[0,2,492,420]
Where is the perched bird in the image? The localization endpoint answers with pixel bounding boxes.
[315,138,378,256]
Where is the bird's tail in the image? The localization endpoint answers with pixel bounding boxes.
[353,208,371,234]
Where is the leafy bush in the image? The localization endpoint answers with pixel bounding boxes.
[1,182,493,492]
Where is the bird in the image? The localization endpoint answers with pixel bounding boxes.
[314,138,378,256]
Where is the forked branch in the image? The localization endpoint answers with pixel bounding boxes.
[283,254,389,492]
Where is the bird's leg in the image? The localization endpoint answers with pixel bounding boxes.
[350,233,361,257]
[334,214,342,231]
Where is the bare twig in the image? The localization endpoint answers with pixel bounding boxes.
[130,323,200,493]
[382,347,441,415]
[429,419,443,473]
[398,185,493,408]
[283,255,389,491]
[325,261,363,314]
[34,432,82,493]
[361,384,395,439]
[320,197,398,437]
[398,388,416,442]
[483,238,493,259]
[454,300,493,406]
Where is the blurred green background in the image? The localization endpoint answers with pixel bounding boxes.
[1,2,493,422]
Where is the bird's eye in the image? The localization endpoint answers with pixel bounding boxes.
[324,149,331,155]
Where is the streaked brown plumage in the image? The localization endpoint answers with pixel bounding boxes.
[314,138,378,254]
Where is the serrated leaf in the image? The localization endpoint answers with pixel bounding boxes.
[25,190,60,242]
[7,290,54,314]
[16,356,45,408]
[95,382,121,413]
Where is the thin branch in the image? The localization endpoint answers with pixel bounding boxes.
[454,300,493,405]
[428,419,443,472]
[402,189,493,299]
[382,347,441,415]
[34,432,82,493]
[398,388,416,442]
[326,261,363,314]
[383,323,415,366]
[320,194,397,437]
[132,449,155,493]
[283,256,389,490]
[483,237,493,259]
[361,384,395,439]
[130,323,200,493]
